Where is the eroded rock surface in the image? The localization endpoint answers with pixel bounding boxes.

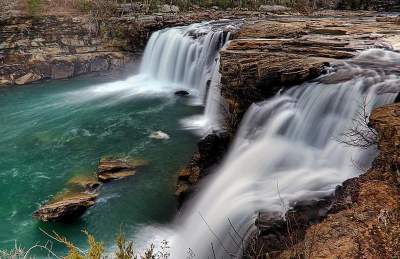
[97,157,147,182]
[221,16,400,132]
[0,16,136,86]
[176,131,230,202]
[33,194,97,222]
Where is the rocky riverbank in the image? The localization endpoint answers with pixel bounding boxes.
[0,10,248,86]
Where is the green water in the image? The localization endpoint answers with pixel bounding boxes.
[0,76,200,255]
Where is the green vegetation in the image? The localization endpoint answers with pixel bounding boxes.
[0,230,173,259]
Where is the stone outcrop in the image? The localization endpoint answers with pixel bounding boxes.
[0,16,136,86]
[33,174,101,222]
[266,103,400,258]
[176,131,230,202]
[34,156,148,222]
[220,16,400,132]
[97,157,148,182]
[33,194,97,222]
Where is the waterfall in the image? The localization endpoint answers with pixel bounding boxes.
[140,22,231,99]
[181,41,229,133]
[145,49,399,258]
[66,21,238,126]
[140,22,238,133]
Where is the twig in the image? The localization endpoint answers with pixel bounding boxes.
[198,212,235,258]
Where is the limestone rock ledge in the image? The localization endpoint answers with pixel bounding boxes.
[220,16,400,132]
[33,194,97,222]
[275,103,400,258]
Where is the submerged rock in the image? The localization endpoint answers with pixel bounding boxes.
[174,90,190,96]
[97,157,148,182]
[149,130,170,140]
[33,194,97,222]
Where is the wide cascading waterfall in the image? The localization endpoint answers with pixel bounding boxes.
[155,49,400,258]
[65,21,238,133]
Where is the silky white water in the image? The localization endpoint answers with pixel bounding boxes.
[140,21,237,133]
[66,21,236,133]
[134,49,400,258]
[140,21,234,98]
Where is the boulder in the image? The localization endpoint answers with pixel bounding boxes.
[259,5,289,12]
[149,130,170,140]
[14,73,41,85]
[33,194,97,222]
[174,90,189,96]
[118,2,147,13]
[97,157,147,182]
[159,4,179,13]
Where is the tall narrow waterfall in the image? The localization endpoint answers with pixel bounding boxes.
[143,49,399,258]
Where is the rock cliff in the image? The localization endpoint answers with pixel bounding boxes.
[0,16,135,86]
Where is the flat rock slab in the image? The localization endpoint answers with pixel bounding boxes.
[33,194,97,222]
[97,157,147,182]
[98,170,136,182]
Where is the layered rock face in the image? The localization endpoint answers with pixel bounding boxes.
[33,194,97,222]
[274,104,400,258]
[176,131,230,202]
[220,16,400,132]
[0,16,135,86]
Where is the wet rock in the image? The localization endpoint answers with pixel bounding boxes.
[67,175,102,193]
[97,157,147,182]
[253,198,332,255]
[174,90,190,96]
[149,130,170,140]
[176,131,231,203]
[33,194,97,222]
